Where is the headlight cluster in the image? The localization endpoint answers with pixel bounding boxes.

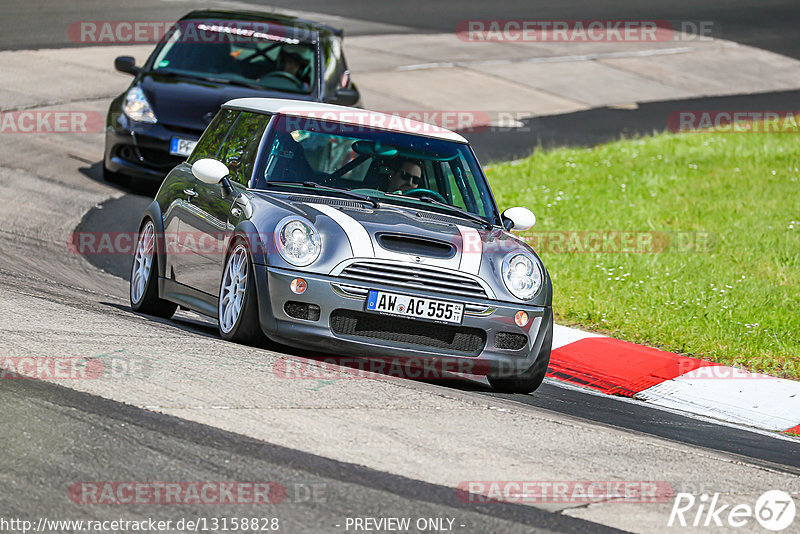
[502,252,543,300]
[123,86,157,124]
[275,217,321,267]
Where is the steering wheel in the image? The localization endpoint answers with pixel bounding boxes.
[402,188,448,204]
[261,70,304,89]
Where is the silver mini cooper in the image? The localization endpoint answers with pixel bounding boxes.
[130,98,553,393]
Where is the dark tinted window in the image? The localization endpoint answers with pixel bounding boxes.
[188,109,238,163]
[217,111,271,186]
[151,21,316,94]
[254,116,499,221]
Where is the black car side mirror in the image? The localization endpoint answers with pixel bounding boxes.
[114,56,140,76]
[324,87,360,106]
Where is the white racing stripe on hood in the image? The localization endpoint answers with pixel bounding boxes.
[457,225,482,275]
[310,203,375,257]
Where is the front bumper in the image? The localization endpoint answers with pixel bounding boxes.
[254,264,552,377]
[104,110,202,182]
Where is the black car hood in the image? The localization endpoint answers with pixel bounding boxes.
[139,72,314,132]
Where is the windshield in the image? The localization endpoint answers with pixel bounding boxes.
[150,20,316,94]
[253,116,499,222]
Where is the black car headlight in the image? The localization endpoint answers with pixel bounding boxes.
[275,217,322,267]
[123,86,157,124]
[501,252,543,300]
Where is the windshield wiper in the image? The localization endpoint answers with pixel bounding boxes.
[205,77,265,90]
[407,195,494,230]
[152,70,265,90]
[264,181,379,208]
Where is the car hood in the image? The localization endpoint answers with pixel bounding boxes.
[248,192,547,304]
[139,72,314,132]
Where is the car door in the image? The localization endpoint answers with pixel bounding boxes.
[176,110,270,296]
[170,108,237,291]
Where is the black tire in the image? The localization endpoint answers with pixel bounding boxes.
[218,240,265,345]
[130,219,177,319]
[488,314,553,394]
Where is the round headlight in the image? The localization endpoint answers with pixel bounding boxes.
[275,217,321,267]
[501,252,543,300]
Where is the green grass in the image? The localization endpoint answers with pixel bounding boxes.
[486,130,800,378]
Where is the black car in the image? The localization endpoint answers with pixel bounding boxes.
[103,9,360,184]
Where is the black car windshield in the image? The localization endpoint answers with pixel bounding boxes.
[150,20,316,94]
[253,115,499,222]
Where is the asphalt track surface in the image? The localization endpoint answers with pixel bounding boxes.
[455,88,800,162]
[3,0,799,60]
[3,1,800,532]
[77,193,800,473]
[3,1,799,162]
[248,0,800,60]
[1,378,617,534]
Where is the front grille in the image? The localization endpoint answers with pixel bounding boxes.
[330,310,486,355]
[495,332,528,350]
[338,261,488,299]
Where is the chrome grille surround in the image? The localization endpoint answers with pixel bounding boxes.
[330,258,495,300]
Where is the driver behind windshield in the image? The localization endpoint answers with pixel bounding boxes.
[385,159,423,194]
[275,44,312,90]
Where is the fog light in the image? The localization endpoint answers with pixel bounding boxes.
[514,311,529,327]
[290,278,307,294]
[284,301,321,321]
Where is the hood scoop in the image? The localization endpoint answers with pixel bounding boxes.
[376,233,456,259]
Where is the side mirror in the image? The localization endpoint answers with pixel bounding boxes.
[324,86,360,107]
[192,159,235,198]
[114,56,140,75]
[192,159,229,184]
[502,207,536,231]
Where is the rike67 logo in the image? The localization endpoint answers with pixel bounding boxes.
[669,490,796,531]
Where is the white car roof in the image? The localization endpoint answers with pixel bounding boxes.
[223,98,469,144]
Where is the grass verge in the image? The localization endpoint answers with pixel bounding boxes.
[487,129,800,378]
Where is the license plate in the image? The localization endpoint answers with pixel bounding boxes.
[169,137,197,157]
[366,290,464,324]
